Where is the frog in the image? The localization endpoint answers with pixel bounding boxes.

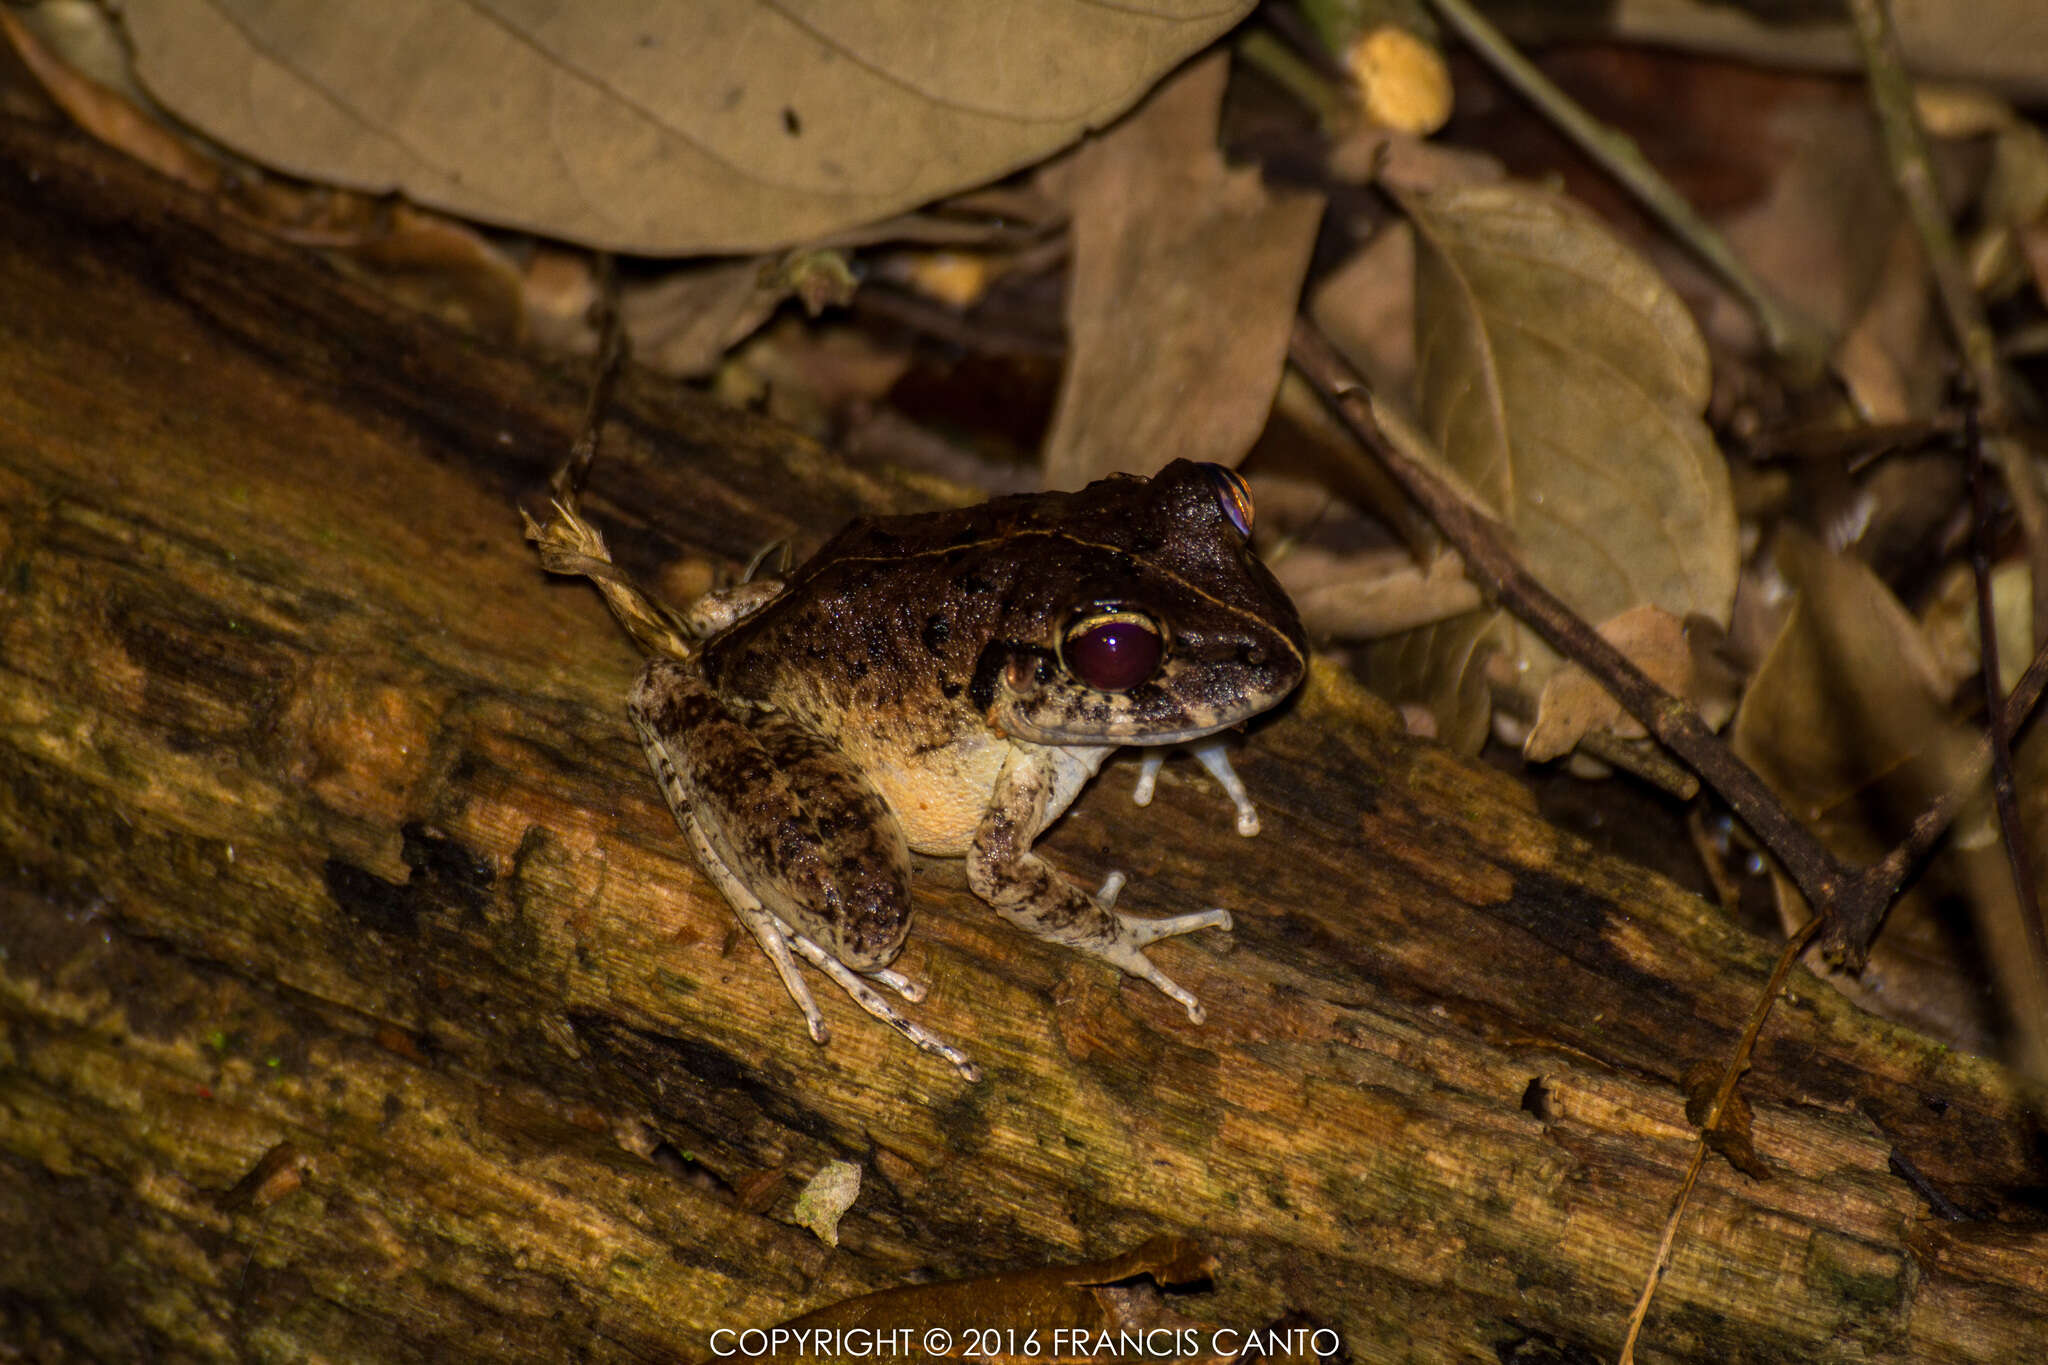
[529,459,1306,1080]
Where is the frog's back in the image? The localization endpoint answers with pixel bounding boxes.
[794,474,1158,566]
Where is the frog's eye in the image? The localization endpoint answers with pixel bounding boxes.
[1060,608,1164,693]
[1201,463,1254,536]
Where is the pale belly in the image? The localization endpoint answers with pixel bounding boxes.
[864,739,1115,856]
[866,742,1008,856]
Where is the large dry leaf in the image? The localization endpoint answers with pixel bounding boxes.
[1523,604,1699,763]
[1039,53,1323,488]
[1734,531,1971,822]
[1279,545,1482,640]
[115,0,1255,254]
[1731,530,1999,1053]
[1369,180,1737,751]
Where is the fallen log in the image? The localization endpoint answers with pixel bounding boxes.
[0,118,2043,1362]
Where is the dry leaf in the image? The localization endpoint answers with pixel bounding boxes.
[1,3,219,191]
[1682,1061,1771,1181]
[1278,545,1481,639]
[116,0,1254,254]
[1833,223,1942,424]
[791,1160,861,1247]
[1697,85,1897,360]
[1325,126,1505,193]
[1920,559,2032,702]
[1370,180,1737,751]
[1731,530,1999,1053]
[1040,52,1325,489]
[1735,530,1972,823]
[1971,114,2048,301]
[343,203,529,341]
[1310,220,1416,403]
[627,259,797,378]
[1371,612,1505,755]
[734,1237,1216,1359]
[1523,605,1696,763]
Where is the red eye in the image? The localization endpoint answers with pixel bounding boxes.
[1060,610,1163,692]
[1202,463,1254,536]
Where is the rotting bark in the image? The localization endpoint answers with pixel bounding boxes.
[1,119,2045,1363]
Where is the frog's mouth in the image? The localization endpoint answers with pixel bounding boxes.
[983,647,1304,747]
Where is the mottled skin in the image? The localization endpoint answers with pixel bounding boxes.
[628,460,1306,1077]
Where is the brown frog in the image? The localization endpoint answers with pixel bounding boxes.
[532,460,1305,1079]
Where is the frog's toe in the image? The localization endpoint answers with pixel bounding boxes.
[868,964,928,1003]
[1109,949,1209,1024]
[1187,739,1261,837]
[781,930,980,1079]
[1101,907,1231,1022]
[1118,906,1232,946]
[1131,753,1164,808]
[1092,871,1128,910]
[1129,742,1264,836]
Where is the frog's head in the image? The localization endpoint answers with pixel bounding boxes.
[980,461,1307,746]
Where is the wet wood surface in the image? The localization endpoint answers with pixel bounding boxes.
[1,118,2045,1362]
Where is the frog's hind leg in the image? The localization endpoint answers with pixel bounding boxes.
[629,658,978,1077]
[668,801,830,1041]
[674,806,979,1078]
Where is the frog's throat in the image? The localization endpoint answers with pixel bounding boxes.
[994,708,1257,748]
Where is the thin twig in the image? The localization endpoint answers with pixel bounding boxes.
[1423,0,1832,383]
[1843,0,2004,418]
[551,253,626,509]
[1844,0,2048,651]
[1615,915,1823,1365]
[1233,27,1352,133]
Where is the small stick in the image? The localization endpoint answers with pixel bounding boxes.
[1616,916,1823,1364]
[551,253,626,509]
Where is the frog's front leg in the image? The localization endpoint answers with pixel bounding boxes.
[967,748,1231,1023]
[629,659,978,1078]
[1131,737,1263,836]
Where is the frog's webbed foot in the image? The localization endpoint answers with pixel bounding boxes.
[1088,870,1233,1023]
[776,919,981,1081]
[1131,738,1262,837]
[673,777,980,1080]
[973,858,1232,1025]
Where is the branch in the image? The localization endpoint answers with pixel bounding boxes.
[1286,318,1850,917]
